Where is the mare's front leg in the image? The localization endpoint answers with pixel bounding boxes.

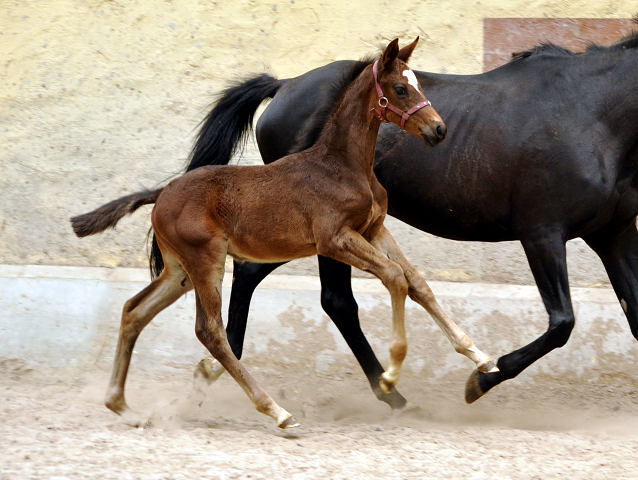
[318,255,408,409]
[371,226,498,375]
[194,260,285,386]
[318,229,409,394]
[466,231,574,403]
[584,219,638,339]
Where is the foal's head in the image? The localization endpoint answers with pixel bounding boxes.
[373,38,446,146]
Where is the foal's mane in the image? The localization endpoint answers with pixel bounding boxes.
[289,56,375,154]
[509,28,638,64]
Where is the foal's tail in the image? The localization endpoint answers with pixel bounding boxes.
[72,75,282,277]
[70,188,163,238]
[147,73,282,278]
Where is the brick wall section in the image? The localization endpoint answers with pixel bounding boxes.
[484,18,636,71]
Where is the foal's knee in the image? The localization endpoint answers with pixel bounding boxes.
[400,270,432,302]
[383,263,408,297]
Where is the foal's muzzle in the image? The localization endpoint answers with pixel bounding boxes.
[420,120,447,146]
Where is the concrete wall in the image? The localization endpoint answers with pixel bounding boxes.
[2,265,636,391]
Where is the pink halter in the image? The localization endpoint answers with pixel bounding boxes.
[371,60,431,129]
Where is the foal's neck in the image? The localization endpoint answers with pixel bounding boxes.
[318,68,382,178]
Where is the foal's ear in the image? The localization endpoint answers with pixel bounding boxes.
[397,37,419,63]
[381,38,400,69]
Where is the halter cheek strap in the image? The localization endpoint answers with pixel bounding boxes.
[372,60,431,130]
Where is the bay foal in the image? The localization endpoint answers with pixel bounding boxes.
[72,38,497,428]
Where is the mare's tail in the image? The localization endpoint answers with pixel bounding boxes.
[185,74,281,172]
[148,73,282,278]
[71,188,163,238]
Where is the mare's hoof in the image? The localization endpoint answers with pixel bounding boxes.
[278,416,300,429]
[465,369,487,404]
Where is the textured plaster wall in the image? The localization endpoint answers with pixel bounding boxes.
[1,1,637,285]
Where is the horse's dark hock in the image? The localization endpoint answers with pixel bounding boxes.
[190,32,638,406]
[73,39,493,428]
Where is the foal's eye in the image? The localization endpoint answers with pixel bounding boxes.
[394,85,408,96]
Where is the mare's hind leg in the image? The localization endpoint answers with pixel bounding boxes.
[194,260,285,387]
[318,255,408,409]
[105,252,192,424]
[370,226,498,374]
[186,244,298,429]
[465,232,575,403]
[584,219,638,339]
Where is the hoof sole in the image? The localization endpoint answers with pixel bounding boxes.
[465,369,486,404]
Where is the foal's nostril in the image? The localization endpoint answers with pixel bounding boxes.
[436,123,447,140]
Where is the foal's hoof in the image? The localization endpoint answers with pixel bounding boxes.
[465,369,487,404]
[379,375,395,395]
[478,359,499,374]
[278,416,300,429]
[193,357,225,386]
[118,409,151,428]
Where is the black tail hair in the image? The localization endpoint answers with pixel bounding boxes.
[186,73,281,171]
[149,74,282,278]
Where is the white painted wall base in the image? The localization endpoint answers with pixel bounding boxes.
[1,265,637,389]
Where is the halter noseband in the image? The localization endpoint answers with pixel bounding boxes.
[371,60,431,130]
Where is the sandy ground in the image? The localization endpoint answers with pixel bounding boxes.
[3,359,638,480]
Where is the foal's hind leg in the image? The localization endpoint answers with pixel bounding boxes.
[371,225,498,375]
[194,260,285,387]
[185,244,298,429]
[105,253,192,424]
[584,219,638,339]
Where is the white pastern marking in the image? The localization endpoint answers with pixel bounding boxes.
[402,69,420,92]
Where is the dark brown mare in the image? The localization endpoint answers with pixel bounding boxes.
[163,31,638,411]
[71,39,497,428]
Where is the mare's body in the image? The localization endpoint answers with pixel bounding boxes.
[190,34,638,406]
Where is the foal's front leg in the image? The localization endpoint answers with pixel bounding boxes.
[318,228,409,394]
[371,225,499,375]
